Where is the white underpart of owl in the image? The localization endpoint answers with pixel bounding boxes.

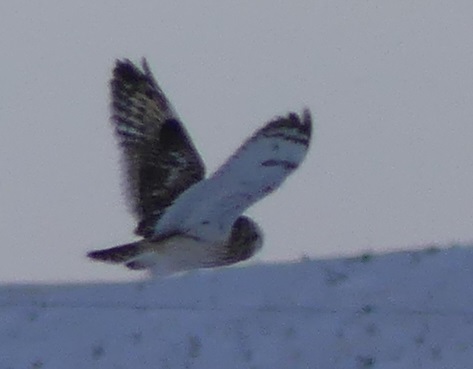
[153,115,311,243]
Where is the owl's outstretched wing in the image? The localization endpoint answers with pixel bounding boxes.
[153,109,312,241]
[111,59,205,237]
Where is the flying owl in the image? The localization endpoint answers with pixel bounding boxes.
[87,59,312,276]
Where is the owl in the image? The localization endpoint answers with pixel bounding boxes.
[88,59,312,276]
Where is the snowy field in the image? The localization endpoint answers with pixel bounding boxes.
[1,245,472,368]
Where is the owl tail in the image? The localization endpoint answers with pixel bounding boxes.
[87,242,144,266]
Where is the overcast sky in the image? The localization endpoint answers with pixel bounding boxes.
[1,1,472,282]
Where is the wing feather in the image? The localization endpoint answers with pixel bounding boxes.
[110,59,205,237]
[153,109,312,241]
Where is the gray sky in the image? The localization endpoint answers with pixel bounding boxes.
[1,1,472,282]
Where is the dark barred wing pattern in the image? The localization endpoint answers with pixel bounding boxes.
[111,59,205,237]
[153,109,312,242]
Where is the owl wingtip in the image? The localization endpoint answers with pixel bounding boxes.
[301,108,311,124]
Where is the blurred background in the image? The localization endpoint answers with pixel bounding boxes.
[0,1,472,282]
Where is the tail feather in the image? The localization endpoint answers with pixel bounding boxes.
[87,242,143,264]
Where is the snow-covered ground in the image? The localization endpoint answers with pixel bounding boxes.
[2,245,472,368]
